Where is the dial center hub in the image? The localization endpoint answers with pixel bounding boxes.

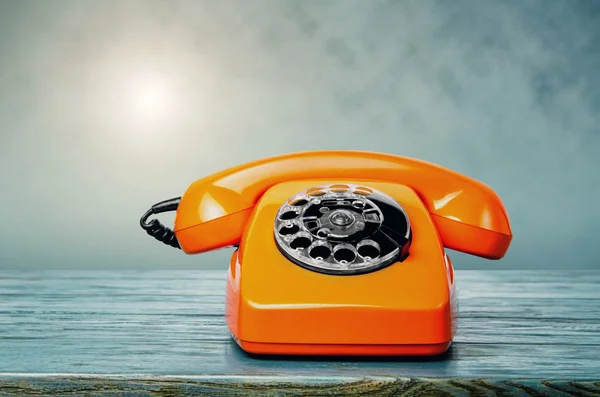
[329,209,355,226]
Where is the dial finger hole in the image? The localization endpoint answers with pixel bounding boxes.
[353,186,373,196]
[290,232,312,250]
[308,244,332,261]
[279,210,299,220]
[357,239,381,259]
[329,184,350,193]
[307,188,326,197]
[278,224,300,236]
[288,198,309,206]
[319,207,331,213]
[333,244,357,263]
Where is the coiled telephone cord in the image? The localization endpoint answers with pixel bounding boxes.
[139,197,182,249]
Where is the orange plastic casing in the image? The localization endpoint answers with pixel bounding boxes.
[225,180,458,356]
[173,151,512,260]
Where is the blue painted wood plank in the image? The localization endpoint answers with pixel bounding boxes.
[0,270,598,394]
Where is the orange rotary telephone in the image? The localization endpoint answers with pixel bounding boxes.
[140,151,512,356]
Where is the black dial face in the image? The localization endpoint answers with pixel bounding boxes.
[273,184,412,275]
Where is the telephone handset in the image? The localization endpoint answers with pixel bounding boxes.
[140,151,512,356]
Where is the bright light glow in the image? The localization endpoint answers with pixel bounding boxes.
[100,69,184,150]
[135,85,167,114]
[91,50,214,151]
[129,76,173,122]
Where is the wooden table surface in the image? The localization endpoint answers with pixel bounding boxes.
[0,270,599,396]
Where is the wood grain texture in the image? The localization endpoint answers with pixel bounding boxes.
[1,376,600,396]
[0,270,599,395]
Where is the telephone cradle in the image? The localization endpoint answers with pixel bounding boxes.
[140,151,512,356]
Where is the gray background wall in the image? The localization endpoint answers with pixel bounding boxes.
[0,0,598,270]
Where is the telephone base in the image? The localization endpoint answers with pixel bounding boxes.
[233,337,451,356]
[225,181,459,357]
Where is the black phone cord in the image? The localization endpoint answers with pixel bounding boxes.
[140,197,182,249]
